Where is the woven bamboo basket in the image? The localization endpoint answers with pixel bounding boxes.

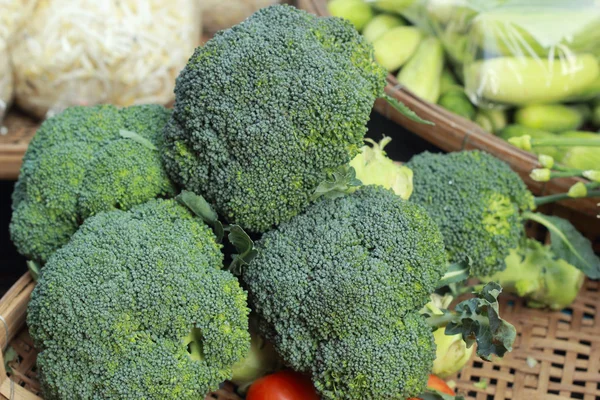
[2,271,599,400]
[296,0,600,222]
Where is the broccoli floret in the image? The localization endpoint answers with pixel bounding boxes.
[27,199,250,400]
[163,4,387,233]
[242,185,447,399]
[406,150,535,277]
[10,104,176,262]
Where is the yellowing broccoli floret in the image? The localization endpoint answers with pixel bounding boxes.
[242,185,447,399]
[27,199,250,400]
[10,104,176,262]
[163,4,387,233]
[406,150,535,277]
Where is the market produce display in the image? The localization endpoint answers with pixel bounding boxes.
[201,0,280,34]
[4,3,600,400]
[328,0,600,172]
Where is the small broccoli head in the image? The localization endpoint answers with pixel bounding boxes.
[242,185,447,399]
[163,4,387,233]
[406,150,535,277]
[10,104,176,262]
[27,199,250,400]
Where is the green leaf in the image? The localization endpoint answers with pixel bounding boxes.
[443,282,516,361]
[27,260,41,282]
[523,212,600,279]
[119,129,157,151]
[437,262,470,287]
[176,191,224,242]
[3,346,18,373]
[421,390,466,400]
[228,225,258,275]
[312,165,362,201]
[383,94,434,125]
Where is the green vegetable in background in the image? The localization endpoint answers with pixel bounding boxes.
[372,0,417,14]
[557,131,600,170]
[498,125,563,159]
[438,69,475,120]
[481,238,585,311]
[327,0,374,31]
[362,14,405,42]
[397,37,444,103]
[373,26,422,72]
[593,100,600,127]
[465,54,600,105]
[350,137,414,199]
[474,108,507,133]
[514,104,585,133]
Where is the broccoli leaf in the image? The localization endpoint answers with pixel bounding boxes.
[27,260,41,282]
[119,129,157,151]
[425,282,516,361]
[176,191,224,242]
[437,262,470,287]
[228,225,258,275]
[383,94,434,125]
[523,212,600,279]
[421,391,466,400]
[312,165,362,201]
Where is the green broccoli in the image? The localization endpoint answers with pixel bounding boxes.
[163,4,387,233]
[406,150,535,277]
[27,198,250,400]
[481,238,585,311]
[10,104,176,262]
[241,185,515,399]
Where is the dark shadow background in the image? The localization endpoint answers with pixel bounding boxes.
[0,111,442,295]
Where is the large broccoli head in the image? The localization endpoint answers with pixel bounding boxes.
[242,185,447,399]
[163,4,387,233]
[406,150,535,277]
[27,199,250,400]
[10,104,176,262]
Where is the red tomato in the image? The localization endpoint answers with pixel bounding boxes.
[407,374,456,399]
[246,370,320,400]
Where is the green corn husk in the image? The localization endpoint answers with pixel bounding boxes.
[397,37,444,103]
[373,26,422,72]
[362,14,406,42]
[514,104,585,133]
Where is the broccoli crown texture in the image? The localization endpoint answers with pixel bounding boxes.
[10,104,176,262]
[163,4,387,233]
[406,150,535,277]
[242,185,446,399]
[27,199,250,400]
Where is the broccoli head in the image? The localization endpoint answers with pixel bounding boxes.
[163,4,387,233]
[27,199,250,400]
[10,104,176,262]
[406,150,535,277]
[242,185,447,399]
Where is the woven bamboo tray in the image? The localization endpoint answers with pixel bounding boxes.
[296,0,600,222]
[2,272,599,400]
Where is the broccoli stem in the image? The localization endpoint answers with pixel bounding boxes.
[424,313,456,329]
[534,188,600,206]
[530,137,600,147]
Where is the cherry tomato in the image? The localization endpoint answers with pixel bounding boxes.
[407,374,456,399]
[246,370,320,400]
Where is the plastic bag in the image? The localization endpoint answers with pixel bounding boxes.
[9,0,202,118]
[423,0,600,107]
[0,41,13,124]
[0,0,38,123]
[202,0,280,35]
